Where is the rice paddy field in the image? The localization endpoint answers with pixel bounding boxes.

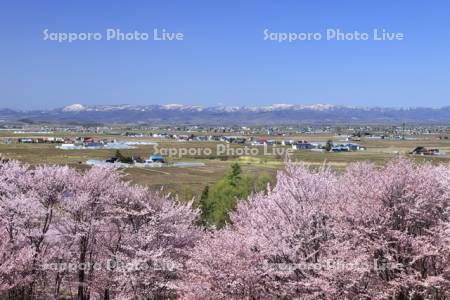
[1,130,450,200]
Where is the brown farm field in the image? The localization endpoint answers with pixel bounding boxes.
[1,132,450,201]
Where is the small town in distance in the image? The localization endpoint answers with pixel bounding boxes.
[1,120,449,201]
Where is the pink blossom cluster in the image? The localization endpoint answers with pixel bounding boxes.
[181,158,450,299]
[1,158,449,299]
[0,160,201,300]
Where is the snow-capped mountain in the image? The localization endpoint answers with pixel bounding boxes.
[1,103,449,125]
[62,104,86,112]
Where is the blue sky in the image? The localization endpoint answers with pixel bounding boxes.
[0,0,449,109]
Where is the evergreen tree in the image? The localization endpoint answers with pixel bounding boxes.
[198,185,210,226]
[198,164,273,228]
[227,163,242,187]
[115,150,132,163]
[325,139,333,152]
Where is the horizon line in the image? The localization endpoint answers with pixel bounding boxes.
[2,102,450,111]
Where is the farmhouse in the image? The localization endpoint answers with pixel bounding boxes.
[331,143,365,152]
[84,137,95,143]
[251,139,268,146]
[292,140,316,150]
[222,136,247,144]
[410,147,440,156]
[346,143,365,151]
[281,140,295,146]
[45,137,64,143]
[59,143,77,150]
[152,133,169,139]
[147,155,165,163]
[18,138,34,143]
[192,135,209,142]
[84,142,104,149]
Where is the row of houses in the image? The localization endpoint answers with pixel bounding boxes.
[252,139,366,152]
[16,136,107,144]
[18,137,65,144]
[127,133,247,142]
[177,135,247,144]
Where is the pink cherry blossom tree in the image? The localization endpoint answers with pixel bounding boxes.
[0,162,77,299]
[0,161,201,300]
[2,157,449,299]
[331,158,450,299]
[181,158,450,299]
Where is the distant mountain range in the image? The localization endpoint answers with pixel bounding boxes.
[1,103,449,125]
